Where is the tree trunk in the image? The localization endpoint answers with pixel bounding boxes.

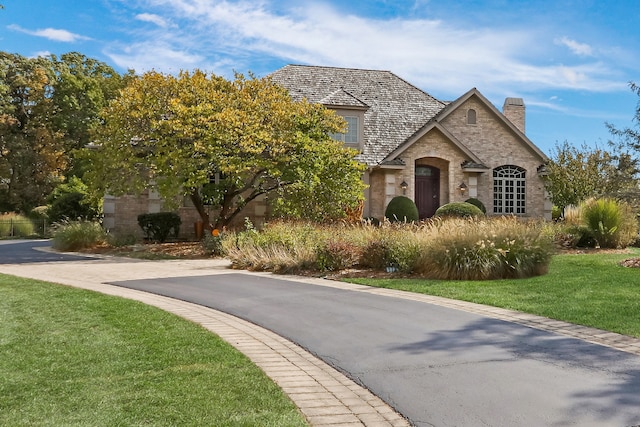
[189,190,211,230]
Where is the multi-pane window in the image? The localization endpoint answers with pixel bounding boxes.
[331,116,359,144]
[493,165,526,214]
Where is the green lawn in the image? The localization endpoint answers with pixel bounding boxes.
[0,274,307,427]
[345,249,640,338]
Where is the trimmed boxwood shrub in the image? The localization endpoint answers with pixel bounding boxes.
[435,202,484,218]
[385,196,419,223]
[465,198,486,214]
[137,212,181,243]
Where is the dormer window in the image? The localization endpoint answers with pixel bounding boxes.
[467,109,477,125]
[331,116,359,144]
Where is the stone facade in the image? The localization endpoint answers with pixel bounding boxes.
[365,91,551,221]
[104,190,269,239]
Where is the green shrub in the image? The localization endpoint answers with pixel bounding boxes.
[465,198,486,214]
[316,240,360,271]
[47,177,100,223]
[52,221,107,251]
[435,202,484,218]
[385,235,422,273]
[0,213,35,237]
[202,229,225,257]
[359,240,391,269]
[385,196,419,223]
[137,212,181,243]
[29,206,49,221]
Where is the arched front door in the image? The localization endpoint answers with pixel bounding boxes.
[415,165,440,219]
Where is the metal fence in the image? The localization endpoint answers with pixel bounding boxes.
[0,219,49,238]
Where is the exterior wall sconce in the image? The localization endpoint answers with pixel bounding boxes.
[400,180,408,195]
[459,181,468,195]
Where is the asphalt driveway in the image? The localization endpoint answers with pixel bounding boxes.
[111,272,640,427]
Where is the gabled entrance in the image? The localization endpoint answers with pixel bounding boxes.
[415,165,440,219]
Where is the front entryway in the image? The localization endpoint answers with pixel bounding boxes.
[415,166,440,218]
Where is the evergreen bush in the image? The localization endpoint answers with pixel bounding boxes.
[384,196,419,223]
[137,212,181,243]
[435,202,484,218]
[465,198,486,213]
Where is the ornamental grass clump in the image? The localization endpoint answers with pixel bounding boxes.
[358,221,424,273]
[223,220,325,273]
[0,213,35,237]
[415,217,554,280]
[580,198,637,248]
[51,220,107,251]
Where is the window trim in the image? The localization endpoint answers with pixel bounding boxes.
[493,165,526,215]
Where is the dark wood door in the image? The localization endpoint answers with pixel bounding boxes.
[415,166,440,219]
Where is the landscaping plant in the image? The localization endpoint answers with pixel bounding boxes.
[384,196,419,222]
[51,220,107,251]
[415,217,554,280]
[435,202,484,218]
[224,217,553,279]
[0,213,35,237]
[137,212,181,243]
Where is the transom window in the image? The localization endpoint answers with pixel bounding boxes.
[331,116,359,144]
[493,165,526,214]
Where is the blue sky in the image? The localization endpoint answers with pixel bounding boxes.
[2,0,639,155]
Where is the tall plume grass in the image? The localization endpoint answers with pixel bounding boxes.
[223,217,554,280]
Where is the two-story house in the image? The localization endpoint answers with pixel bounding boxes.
[103,64,551,238]
[269,64,551,221]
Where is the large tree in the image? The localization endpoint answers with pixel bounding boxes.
[0,53,63,212]
[545,140,640,213]
[0,52,124,212]
[87,70,366,229]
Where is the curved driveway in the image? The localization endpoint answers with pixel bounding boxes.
[2,241,640,426]
[110,272,640,427]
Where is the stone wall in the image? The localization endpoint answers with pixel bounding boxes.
[105,191,270,240]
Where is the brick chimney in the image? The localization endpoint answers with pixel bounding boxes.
[503,97,525,134]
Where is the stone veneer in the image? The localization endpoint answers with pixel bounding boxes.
[365,97,551,220]
[104,191,269,239]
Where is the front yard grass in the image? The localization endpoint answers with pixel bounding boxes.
[0,274,307,427]
[344,249,640,338]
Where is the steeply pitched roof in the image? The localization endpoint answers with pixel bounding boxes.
[269,65,447,165]
[430,88,547,161]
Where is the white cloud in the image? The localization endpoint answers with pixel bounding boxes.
[105,41,205,73]
[105,0,626,96]
[555,36,593,56]
[135,13,171,27]
[7,24,90,42]
[31,51,52,58]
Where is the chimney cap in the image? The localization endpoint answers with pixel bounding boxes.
[504,97,525,107]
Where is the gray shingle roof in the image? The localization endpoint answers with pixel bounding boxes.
[319,89,369,108]
[269,65,446,166]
